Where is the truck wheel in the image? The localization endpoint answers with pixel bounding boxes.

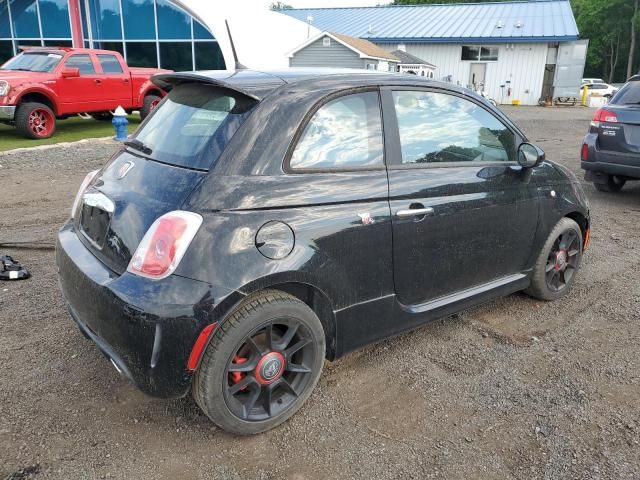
[140,95,161,120]
[193,290,326,435]
[593,175,626,193]
[16,102,56,139]
[525,218,583,302]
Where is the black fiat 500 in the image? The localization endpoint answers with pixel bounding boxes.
[57,69,590,435]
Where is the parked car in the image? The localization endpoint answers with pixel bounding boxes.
[582,75,640,192]
[584,82,619,99]
[581,78,605,86]
[56,69,591,435]
[0,47,169,139]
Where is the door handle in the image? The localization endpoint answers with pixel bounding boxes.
[397,207,434,218]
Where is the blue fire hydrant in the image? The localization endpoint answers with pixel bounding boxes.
[112,106,128,141]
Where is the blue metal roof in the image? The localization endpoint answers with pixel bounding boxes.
[283,0,579,44]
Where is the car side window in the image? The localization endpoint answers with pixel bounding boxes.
[97,54,123,74]
[64,54,96,75]
[290,91,384,170]
[392,90,516,165]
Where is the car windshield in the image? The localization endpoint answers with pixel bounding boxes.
[133,83,257,171]
[1,52,63,73]
[610,81,640,105]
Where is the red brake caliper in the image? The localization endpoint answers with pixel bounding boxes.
[230,356,248,390]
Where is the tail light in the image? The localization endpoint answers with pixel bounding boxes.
[581,143,589,161]
[127,211,202,280]
[590,108,618,128]
[71,169,100,219]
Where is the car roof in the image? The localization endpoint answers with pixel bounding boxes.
[152,67,463,101]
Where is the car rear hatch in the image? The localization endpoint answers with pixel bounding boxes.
[75,79,260,274]
[596,80,640,156]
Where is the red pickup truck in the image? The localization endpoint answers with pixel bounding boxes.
[0,47,170,139]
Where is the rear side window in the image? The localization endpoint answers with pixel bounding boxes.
[97,54,123,73]
[64,54,95,75]
[611,81,640,105]
[133,83,256,170]
[290,92,384,170]
[392,90,516,164]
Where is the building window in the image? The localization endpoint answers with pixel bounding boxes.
[322,36,330,47]
[461,45,499,62]
[122,0,156,40]
[193,20,214,40]
[156,0,190,39]
[194,41,224,70]
[159,41,192,71]
[88,0,122,40]
[39,0,71,38]
[125,41,156,67]
[10,0,40,38]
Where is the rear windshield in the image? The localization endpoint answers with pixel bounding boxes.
[133,83,256,170]
[611,81,640,105]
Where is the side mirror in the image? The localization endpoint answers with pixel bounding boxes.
[517,142,545,168]
[61,67,80,78]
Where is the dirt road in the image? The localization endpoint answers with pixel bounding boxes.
[1,107,638,479]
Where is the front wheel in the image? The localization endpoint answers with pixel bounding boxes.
[594,175,626,193]
[526,218,583,301]
[193,290,326,435]
[15,102,56,139]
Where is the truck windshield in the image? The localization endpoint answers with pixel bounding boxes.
[132,83,257,171]
[1,52,63,73]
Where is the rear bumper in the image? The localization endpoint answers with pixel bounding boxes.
[581,133,640,179]
[0,105,16,120]
[56,221,226,398]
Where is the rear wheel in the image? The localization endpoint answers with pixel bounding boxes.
[593,175,626,193]
[193,290,325,435]
[140,94,161,120]
[16,102,56,139]
[526,218,583,301]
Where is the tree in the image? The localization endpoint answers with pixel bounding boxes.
[628,0,639,79]
[270,2,293,10]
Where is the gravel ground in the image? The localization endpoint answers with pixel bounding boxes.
[1,106,639,480]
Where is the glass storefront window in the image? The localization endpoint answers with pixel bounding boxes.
[160,41,191,71]
[1,1,12,38]
[122,0,155,40]
[195,42,224,70]
[193,20,214,40]
[95,41,124,55]
[126,42,157,67]
[0,40,13,64]
[156,0,190,40]
[10,0,40,38]
[43,39,72,47]
[39,0,71,38]
[88,0,122,40]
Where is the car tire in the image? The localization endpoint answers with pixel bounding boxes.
[593,175,626,193]
[193,290,326,435]
[525,218,583,302]
[140,94,161,120]
[15,102,56,139]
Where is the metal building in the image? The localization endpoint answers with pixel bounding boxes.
[0,0,225,71]
[283,0,585,105]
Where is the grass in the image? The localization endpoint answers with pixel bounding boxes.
[0,115,141,152]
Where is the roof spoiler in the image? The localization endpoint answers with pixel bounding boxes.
[151,72,261,101]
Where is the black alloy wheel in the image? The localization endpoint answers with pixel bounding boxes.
[193,290,325,435]
[223,320,316,422]
[544,229,581,293]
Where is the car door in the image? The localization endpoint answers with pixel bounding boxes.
[57,54,102,113]
[96,54,132,109]
[382,87,539,307]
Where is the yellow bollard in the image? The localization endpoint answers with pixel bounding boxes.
[581,85,589,106]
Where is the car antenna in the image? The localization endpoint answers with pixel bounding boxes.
[225,20,247,70]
